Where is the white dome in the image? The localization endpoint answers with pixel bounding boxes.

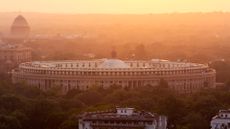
[98,59,130,68]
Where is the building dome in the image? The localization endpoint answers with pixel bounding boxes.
[98,59,130,68]
[10,15,30,41]
[12,15,29,27]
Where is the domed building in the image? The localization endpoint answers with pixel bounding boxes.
[12,58,216,94]
[8,15,30,43]
[98,59,130,68]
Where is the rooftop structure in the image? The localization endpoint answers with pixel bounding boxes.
[78,107,167,129]
[211,109,230,129]
[98,59,130,68]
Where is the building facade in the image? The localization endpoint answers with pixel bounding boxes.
[78,107,167,129]
[0,43,31,73]
[211,109,230,129]
[12,59,216,93]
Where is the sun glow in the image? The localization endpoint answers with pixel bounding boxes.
[1,0,230,14]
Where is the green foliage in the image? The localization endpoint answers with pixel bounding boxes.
[0,115,22,129]
[0,94,24,112]
[77,91,103,105]
[59,116,78,129]
[181,112,209,129]
[0,75,230,129]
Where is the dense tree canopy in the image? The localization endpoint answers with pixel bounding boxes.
[0,74,230,129]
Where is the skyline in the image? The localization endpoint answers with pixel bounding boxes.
[1,0,230,14]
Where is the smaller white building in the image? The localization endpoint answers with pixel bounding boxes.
[211,110,230,129]
[79,107,167,129]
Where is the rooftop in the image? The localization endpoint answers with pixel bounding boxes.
[80,108,156,121]
[98,59,130,68]
[0,43,30,50]
[212,109,230,120]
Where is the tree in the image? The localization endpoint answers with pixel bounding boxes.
[77,91,103,105]
[11,111,29,129]
[189,94,221,120]
[0,94,24,112]
[46,112,68,129]
[0,115,22,129]
[59,117,78,129]
[182,112,209,129]
[26,99,60,129]
[157,95,186,129]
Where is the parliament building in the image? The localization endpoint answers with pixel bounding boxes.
[12,58,216,93]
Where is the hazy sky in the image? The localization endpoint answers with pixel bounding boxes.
[1,0,229,14]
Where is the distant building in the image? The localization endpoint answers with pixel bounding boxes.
[0,42,31,73]
[211,109,230,129]
[4,15,30,43]
[78,107,167,129]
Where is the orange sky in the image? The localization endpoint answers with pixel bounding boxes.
[1,0,229,14]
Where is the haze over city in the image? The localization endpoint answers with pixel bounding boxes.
[1,1,230,129]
